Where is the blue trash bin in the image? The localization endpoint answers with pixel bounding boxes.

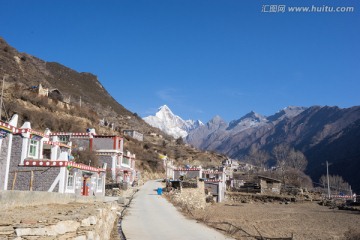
[157,187,163,195]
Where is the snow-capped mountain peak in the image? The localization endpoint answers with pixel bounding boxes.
[155,105,174,120]
[143,105,203,139]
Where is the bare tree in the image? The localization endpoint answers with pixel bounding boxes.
[288,149,307,171]
[72,149,99,167]
[272,144,309,186]
[320,174,351,195]
[286,168,313,188]
[272,144,291,182]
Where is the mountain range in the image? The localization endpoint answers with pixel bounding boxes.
[2,36,360,192]
[144,105,360,192]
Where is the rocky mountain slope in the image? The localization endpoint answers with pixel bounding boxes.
[187,106,307,154]
[0,37,227,172]
[187,105,360,192]
[143,105,203,139]
[0,37,148,132]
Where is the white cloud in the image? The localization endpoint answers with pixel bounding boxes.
[155,88,187,104]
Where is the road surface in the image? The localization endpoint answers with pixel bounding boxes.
[122,180,233,240]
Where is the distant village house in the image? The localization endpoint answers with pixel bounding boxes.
[123,130,144,141]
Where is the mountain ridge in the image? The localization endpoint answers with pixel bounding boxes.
[186,105,360,192]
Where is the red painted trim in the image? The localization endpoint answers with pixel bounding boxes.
[113,137,117,150]
[204,180,222,183]
[89,138,93,151]
[332,195,353,198]
[93,135,117,138]
[43,141,71,148]
[50,132,89,136]
[23,159,105,172]
[0,122,17,133]
[174,168,201,171]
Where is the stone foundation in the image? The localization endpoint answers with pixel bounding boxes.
[168,179,206,210]
[0,202,119,240]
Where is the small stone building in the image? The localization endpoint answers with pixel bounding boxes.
[37,83,49,97]
[202,170,226,202]
[173,168,202,180]
[160,154,175,180]
[258,175,282,194]
[204,180,225,202]
[123,130,144,142]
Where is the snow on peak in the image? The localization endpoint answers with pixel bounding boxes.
[228,111,267,130]
[143,105,203,139]
[156,105,177,121]
[267,106,307,122]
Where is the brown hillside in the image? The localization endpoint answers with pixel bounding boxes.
[0,37,226,173]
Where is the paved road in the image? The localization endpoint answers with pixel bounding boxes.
[122,180,233,240]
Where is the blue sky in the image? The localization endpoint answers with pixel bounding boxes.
[1,0,359,122]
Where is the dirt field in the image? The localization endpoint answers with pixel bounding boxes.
[191,201,360,240]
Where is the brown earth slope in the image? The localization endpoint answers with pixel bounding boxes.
[0,37,227,173]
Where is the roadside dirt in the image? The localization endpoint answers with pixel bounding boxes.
[190,201,360,240]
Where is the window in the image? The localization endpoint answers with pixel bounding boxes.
[42,145,51,159]
[122,157,129,165]
[97,176,103,191]
[67,173,74,190]
[28,139,39,158]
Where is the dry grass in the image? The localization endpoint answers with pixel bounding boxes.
[187,200,360,240]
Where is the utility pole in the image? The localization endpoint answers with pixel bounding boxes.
[0,75,7,121]
[79,96,82,108]
[326,161,331,199]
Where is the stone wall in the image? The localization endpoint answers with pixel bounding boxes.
[9,134,22,166]
[98,155,114,180]
[168,179,206,210]
[9,167,61,191]
[0,201,119,240]
[174,170,201,180]
[0,191,107,210]
[7,135,61,192]
[93,138,113,150]
[259,179,281,195]
[0,135,10,190]
[226,192,296,203]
